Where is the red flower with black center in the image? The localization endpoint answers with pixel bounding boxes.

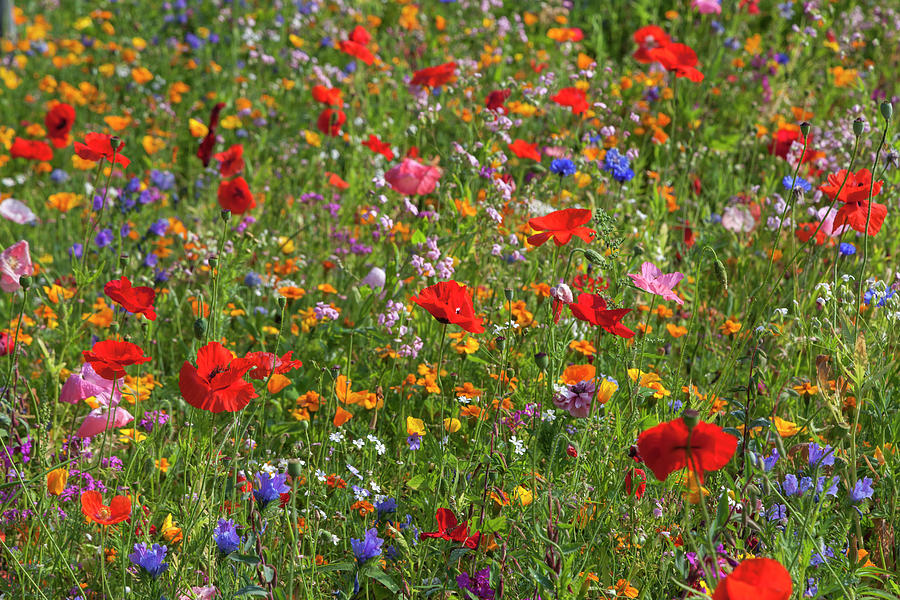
[819,168,886,236]
[646,42,704,82]
[45,102,76,147]
[81,490,132,525]
[362,134,394,161]
[317,108,346,137]
[419,508,481,549]
[411,280,484,334]
[712,558,792,600]
[104,276,157,321]
[568,293,635,338]
[508,139,541,162]
[636,417,737,484]
[527,208,595,247]
[338,40,375,65]
[74,133,130,168]
[485,89,511,113]
[311,85,343,106]
[244,351,303,380]
[179,341,258,413]
[349,25,371,46]
[411,62,457,88]
[10,137,53,162]
[217,177,255,215]
[196,102,225,167]
[632,25,671,63]
[550,87,589,115]
[213,144,245,178]
[82,340,151,380]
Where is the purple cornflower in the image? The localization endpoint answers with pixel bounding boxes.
[128,543,169,579]
[350,528,383,564]
[457,568,495,600]
[213,518,241,554]
[808,443,835,467]
[850,477,874,503]
[407,434,421,451]
[253,472,290,508]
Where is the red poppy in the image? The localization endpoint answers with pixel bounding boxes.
[767,127,819,162]
[419,508,480,549]
[411,280,484,334]
[550,87,589,115]
[317,108,346,137]
[244,350,303,380]
[104,276,157,321]
[338,40,375,65]
[362,134,394,161]
[349,25,371,46]
[646,42,704,82]
[820,169,886,236]
[568,293,635,338]
[311,85,343,106]
[45,102,76,147]
[794,223,827,246]
[81,490,132,525]
[217,177,255,215]
[74,132,130,168]
[508,139,541,162]
[625,468,646,499]
[213,144,245,178]
[196,102,225,167]
[179,341,258,413]
[712,558,792,600]
[10,137,53,162]
[636,417,737,484]
[527,208,595,247]
[485,89,511,113]
[633,25,671,63]
[411,62,457,88]
[326,172,350,189]
[82,340,151,380]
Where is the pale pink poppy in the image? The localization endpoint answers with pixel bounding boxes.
[721,205,756,233]
[179,586,218,600]
[384,158,443,196]
[76,405,134,438]
[628,261,685,305]
[0,240,34,293]
[691,0,722,14]
[60,363,121,405]
[0,199,38,224]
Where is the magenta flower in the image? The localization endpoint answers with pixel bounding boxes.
[628,261,685,305]
[384,158,443,196]
[0,240,33,293]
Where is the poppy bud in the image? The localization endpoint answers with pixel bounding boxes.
[880,101,893,122]
[682,409,700,430]
[713,259,728,292]
[110,136,121,150]
[566,444,578,458]
[504,288,513,301]
[193,317,208,339]
[800,121,810,137]
[287,459,303,479]
[18,276,31,290]
[221,209,231,222]
[583,248,604,265]
[209,256,218,268]
[277,296,287,309]
[534,352,549,371]
[119,254,129,267]
[853,118,864,137]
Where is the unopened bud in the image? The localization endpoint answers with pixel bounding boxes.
[287,459,303,479]
[800,121,810,137]
[534,352,549,371]
[853,118,864,137]
[193,317,208,339]
[881,101,893,122]
[682,409,700,430]
[504,288,513,301]
[119,254,129,267]
[277,296,287,309]
[714,259,728,292]
[18,276,31,290]
[221,209,231,222]
[208,256,218,268]
[583,248,604,265]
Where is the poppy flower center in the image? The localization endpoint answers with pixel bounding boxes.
[208,365,228,379]
[98,506,110,519]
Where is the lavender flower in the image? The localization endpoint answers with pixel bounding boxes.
[350,528,383,564]
[253,472,290,508]
[128,543,169,579]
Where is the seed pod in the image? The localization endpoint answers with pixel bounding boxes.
[193,317,208,339]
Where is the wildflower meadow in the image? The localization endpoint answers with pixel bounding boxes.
[1,0,899,598]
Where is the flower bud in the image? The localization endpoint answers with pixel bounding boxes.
[682,409,700,430]
[534,352,549,371]
[208,256,218,268]
[583,248,605,265]
[881,101,893,122]
[800,121,810,137]
[713,259,729,292]
[221,209,232,222]
[119,254,129,267]
[193,317,208,339]
[853,118,864,137]
[287,459,303,479]
[18,276,31,290]
[504,288,514,301]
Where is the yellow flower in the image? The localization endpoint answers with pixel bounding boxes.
[46,192,82,213]
[155,458,170,473]
[596,378,618,404]
[43,283,75,303]
[47,468,69,495]
[831,66,857,88]
[118,428,147,444]
[406,416,426,437]
[513,486,533,506]
[772,416,802,437]
[443,418,461,433]
[142,135,165,155]
[188,118,209,138]
[720,318,742,336]
[160,513,183,544]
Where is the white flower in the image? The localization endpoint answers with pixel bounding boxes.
[510,436,526,456]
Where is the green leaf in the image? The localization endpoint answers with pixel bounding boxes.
[234,585,269,597]
[406,474,425,490]
[228,553,261,566]
[364,566,400,593]
[410,229,426,245]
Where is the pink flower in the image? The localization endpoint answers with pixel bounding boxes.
[76,405,134,438]
[0,240,34,293]
[628,261,685,305]
[179,586,218,600]
[691,0,722,14]
[384,158,443,196]
[553,379,596,418]
[60,363,121,405]
[0,199,38,224]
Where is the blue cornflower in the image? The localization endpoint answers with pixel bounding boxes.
[407,433,421,451]
[782,175,811,192]
[69,243,83,259]
[143,254,159,268]
[350,528,384,564]
[94,228,114,248]
[550,158,576,177]
[148,218,169,236]
[777,1,795,19]
[850,477,874,503]
[253,472,290,508]
[150,170,176,191]
[213,518,241,554]
[668,398,683,414]
[763,449,780,471]
[244,272,262,287]
[128,543,169,579]
[126,177,142,193]
[50,169,69,184]
[375,498,397,522]
[799,476,813,495]
[805,578,818,598]
[783,474,799,496]
[602,148,635,183]
[808,443,835,467]
[839,243,856,256]
[767,504,787,521]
